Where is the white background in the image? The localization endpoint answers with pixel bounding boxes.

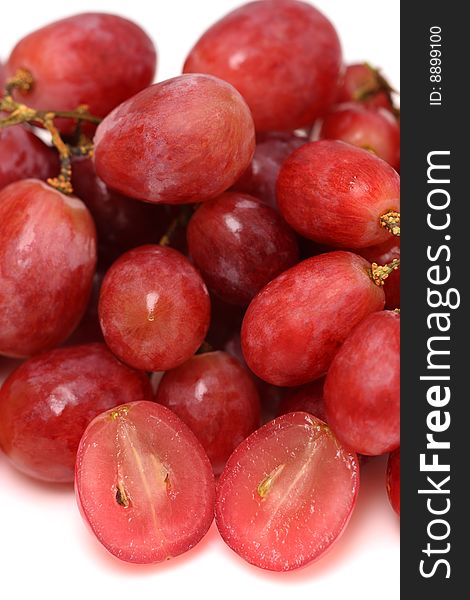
[0,2,400,599]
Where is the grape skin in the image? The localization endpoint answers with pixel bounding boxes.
[324,310,400,455]
[0,179,96,357]
[6,13,156,133]
[184,0,342,131]
[94,74,255,204]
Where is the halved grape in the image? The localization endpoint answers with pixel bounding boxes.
[187,192,299,305]
[75,401,215,564]
[184,0,341,131]
[94,74,255,204]
[216,412,360,571]
[241,251,385,386]
[6,13,156,132]
[156,351,260,475]
[324,310,400,455]
[0,343,152,482]
[277,140,400,248]
[98,245,210,371]
[0,179,96,357]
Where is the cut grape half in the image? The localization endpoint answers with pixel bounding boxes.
[75,401,215,564]
[216,412,359,571]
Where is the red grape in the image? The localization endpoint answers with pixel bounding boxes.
[98,245,210,371]
[319,103,400,171]
[0,126,58,191]
[155,351,260,475]
[233,132,306,208]
[216,412,360,571]
[75,401,215,564]
[94,74,255,204]
[187,192,299,306]
[277,140,400,247]
[241,251,385,386]
[277,378,327,422]
[387,449,400,516]
[0,343,152,482]
[6,13,156,132]
[0,179,96,357]
[183,0,342,132]
[357,237,400,309]
[324,310,400,455]
[337,63,395,112]
[71,157,174,264]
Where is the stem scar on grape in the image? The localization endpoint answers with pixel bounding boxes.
[380,210,400,237]
[369,259,400,286]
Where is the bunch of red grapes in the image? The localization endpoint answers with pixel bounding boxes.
[0,0,400,573]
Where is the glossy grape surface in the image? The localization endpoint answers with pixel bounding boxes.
[0,343,153,482]
[0,179,96,357]
[99,245,210,371]
[324,310,400,455]
[184,0,341,131]
[75,401,215,563]
[7,13,156,132]
[156,351,260,475]
[277,140,400,248]
[94,74,255,204]
[241,251,385,386]
[216,412,360,571]
[187,192,299,305]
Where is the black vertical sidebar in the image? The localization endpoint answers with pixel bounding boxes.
[401,2,467,596]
